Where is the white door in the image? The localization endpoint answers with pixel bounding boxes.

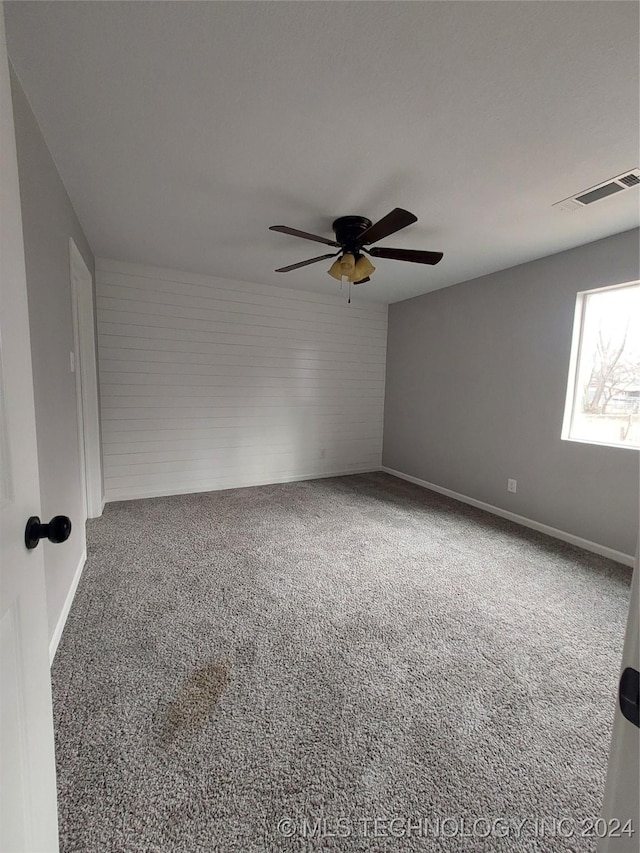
[0,5,59,851]
[599,553,639,853]
[69,237,103,520]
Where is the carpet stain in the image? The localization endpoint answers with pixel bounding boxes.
[166,661,230,734]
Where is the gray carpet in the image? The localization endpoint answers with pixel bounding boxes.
[52,472,631,853]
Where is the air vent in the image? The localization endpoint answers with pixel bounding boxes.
[553,169,640,212]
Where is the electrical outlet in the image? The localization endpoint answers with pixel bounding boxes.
[319,448,326,459]
[507,479,517,494]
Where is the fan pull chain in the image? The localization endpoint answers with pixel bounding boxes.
[348,280,351,304]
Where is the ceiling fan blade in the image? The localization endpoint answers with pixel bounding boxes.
[275,252,338,273]
[270,225,339,247]
[359,208,418,245]
[368,246,443,265]
[352,277,371,285]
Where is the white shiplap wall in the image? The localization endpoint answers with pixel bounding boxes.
[96,258,387,502]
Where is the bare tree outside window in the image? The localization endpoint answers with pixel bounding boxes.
[563,282,640,449]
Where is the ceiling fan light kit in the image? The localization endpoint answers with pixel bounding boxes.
[270,208,443,292]
[327,253,376,284]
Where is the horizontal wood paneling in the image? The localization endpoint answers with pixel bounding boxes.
[96,259,387,501]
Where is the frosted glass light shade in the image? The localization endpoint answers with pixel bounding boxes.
[327,259,344,281]
[328,253,376,282]
[351,255,375,281]
[339,253,356,274]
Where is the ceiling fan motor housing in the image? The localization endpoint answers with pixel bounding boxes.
[332,216,372,254]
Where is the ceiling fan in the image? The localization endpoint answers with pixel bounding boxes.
[269,208,443,285]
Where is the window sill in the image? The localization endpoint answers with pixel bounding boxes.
[561,435,640,452]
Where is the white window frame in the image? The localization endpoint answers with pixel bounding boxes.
[561,279,640,450]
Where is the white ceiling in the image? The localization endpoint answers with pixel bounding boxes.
[5,1,639,304]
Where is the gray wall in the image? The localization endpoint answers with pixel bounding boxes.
[10,68,96,641]
[383,229,639,557]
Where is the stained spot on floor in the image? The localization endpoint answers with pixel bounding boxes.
[166,661,230,734]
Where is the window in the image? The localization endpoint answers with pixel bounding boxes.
[563,281,640,449]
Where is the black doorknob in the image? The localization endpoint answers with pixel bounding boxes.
[25,515,72,550]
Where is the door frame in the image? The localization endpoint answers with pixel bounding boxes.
[69,238,103,519]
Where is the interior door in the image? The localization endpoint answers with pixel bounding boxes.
[599,552,639,853]
[0,5,59,851]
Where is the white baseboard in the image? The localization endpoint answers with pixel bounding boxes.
[49,547,87,665]
[381,466,635,567]
[104,466,380,504]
